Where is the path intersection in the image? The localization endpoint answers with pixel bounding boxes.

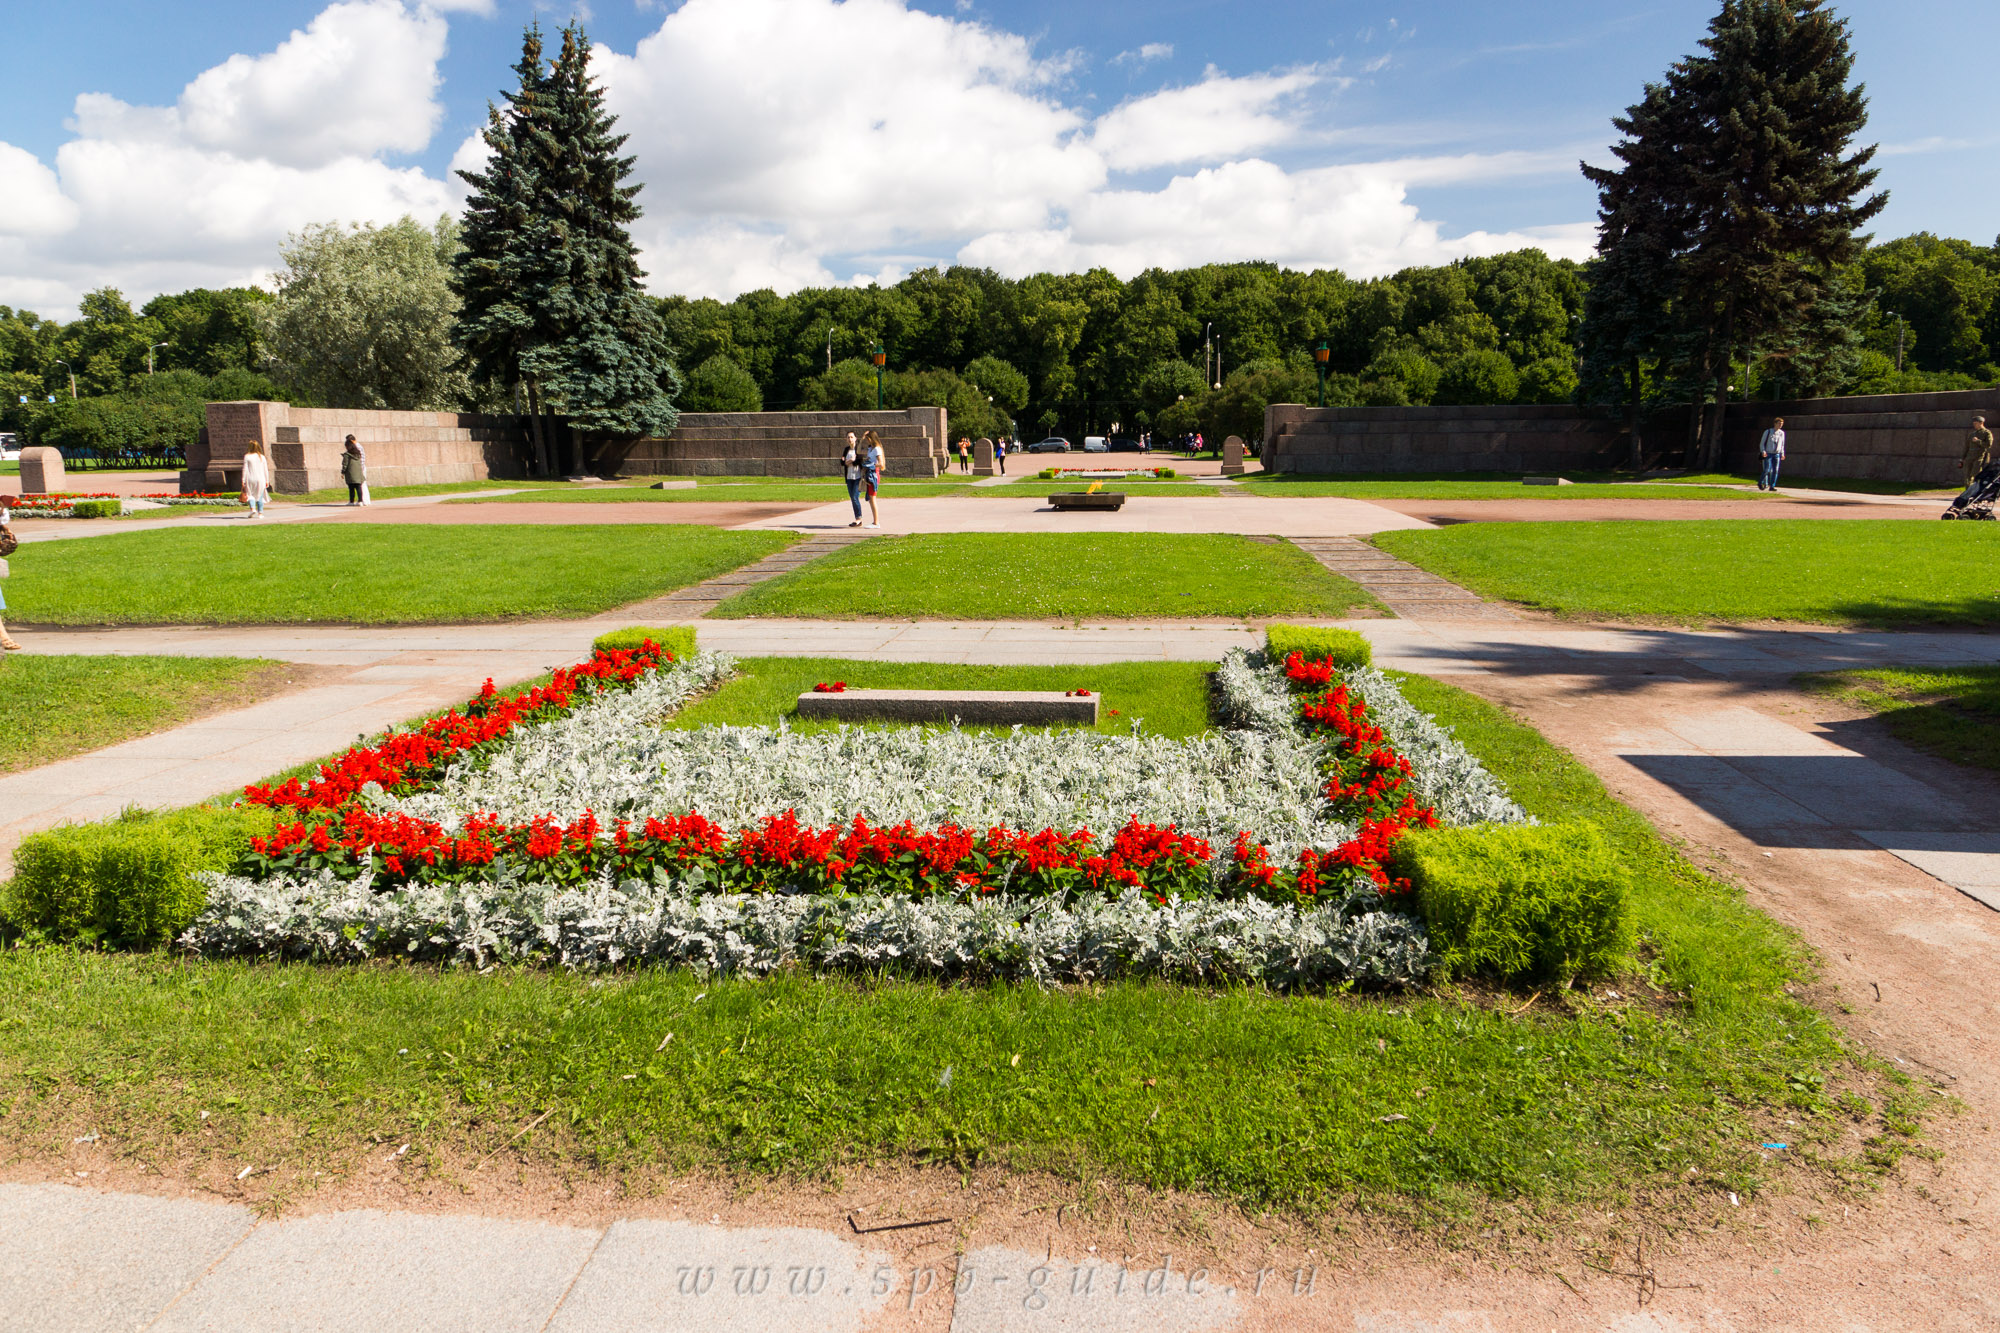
[3,476,1997,1330]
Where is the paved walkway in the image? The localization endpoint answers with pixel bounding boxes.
[1287,536,1518,620]
[737,494,1432,535]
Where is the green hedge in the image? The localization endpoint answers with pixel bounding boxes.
[1397,822,1633,982]
[4,804,274,946]
[591,625,698,659]
[1264,623,1373,670]
[69,500,121,519]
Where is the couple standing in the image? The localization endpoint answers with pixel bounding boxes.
[842,430,884,528]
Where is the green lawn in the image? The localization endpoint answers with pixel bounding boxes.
[1652,471,1957,497]
[452,481,970,503]
[0,672,1903,1211]
[669,657,1216,739]
[1243,473,1764,500]
[708,533,1380,620]
[1377,520,2000,627]
[4,524,794,625]
[0,654,283,773]
[281,478,581,505]
[1799,665,2000,772]
[969,482,1222,498]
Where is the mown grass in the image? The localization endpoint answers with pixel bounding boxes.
[709,533,1379,621]
[1798,665,2000,772]
[281,478,582,504]
[0,673,1902,1211]
[668,657,1216,738]
[1650,471,1958,496]
[3,524,795,625]
[453,481,970,504]
[1377,519,1998,627]
[0,654,284,773]
[1243,473,1765,501]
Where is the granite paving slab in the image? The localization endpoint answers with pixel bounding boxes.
[0,1184,253,1333]
[150,1208,600,1333]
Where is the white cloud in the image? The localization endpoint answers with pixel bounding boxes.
[0,144,78,237]
[0,0,453,313]
[957,157,1594,280]
[0,0,1592,314]
[1112,42,1172,68]
[1090,67,1320,172]
[175,0,447,166]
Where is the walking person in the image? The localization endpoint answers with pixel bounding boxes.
[1757,417,1787,491]
[1964,413,1994,485]
[861,428,886,528]
[841,432,865,528]
[957,436,971,473]
[240,439,272,518]
[996,436,1008,475]
[0,511,20,652]
[341,435,367,505]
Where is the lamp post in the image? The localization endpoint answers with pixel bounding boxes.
[1203,322,1213,387]
[1213,337,1222,391]
[148,341,172,375]
[826,326,836,373]
[1314,340,1330,407]
[871,342,887,410]
[52,360,76,400]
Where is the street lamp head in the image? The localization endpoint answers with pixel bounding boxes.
[1314,341,1330,365]
[871,344,886,368]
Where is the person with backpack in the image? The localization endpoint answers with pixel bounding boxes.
[341,435,367,505]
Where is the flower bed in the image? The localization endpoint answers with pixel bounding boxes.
[136,492,246,507]
[1,492,122,516]
[190,642,1526,985]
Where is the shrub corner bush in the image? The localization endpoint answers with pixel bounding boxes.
[591,625,698,659]
[1265,623,1373,670]
[1397,821,1633,983]
[70,499,121,519]
[4,804,276,946]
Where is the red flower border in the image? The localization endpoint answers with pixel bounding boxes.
[238,646,1437,908]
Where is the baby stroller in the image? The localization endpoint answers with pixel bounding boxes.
[1941,461,2000,520]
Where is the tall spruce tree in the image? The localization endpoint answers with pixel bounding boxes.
[1682,0,1884,464]
[1579,80,1701,472]
[453,24,676,476]
[535,25,677,470]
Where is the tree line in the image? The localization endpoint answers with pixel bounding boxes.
[4,1,1995,468]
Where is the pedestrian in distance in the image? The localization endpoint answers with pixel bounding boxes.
[861,428,885,528]
[240,440,272,518]
[1757,417,1787,490]
[1964,413,1994,485]
[957,436,971,473]
[341,435,367,505]
[841,432,865,528]
[996,436,1008,475]
[0,510,20,652]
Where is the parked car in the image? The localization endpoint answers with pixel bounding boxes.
[1082,437,1110,453]
[1024,437,1072,454]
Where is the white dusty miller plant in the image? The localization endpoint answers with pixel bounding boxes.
[186,648,1521,987]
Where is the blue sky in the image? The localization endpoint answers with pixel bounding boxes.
[0,0,1991,317]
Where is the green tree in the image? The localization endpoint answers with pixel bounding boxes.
[963,354,1029,417]
[139,288,270,375]
[1433,349,1522,405]
[454,24,677,475]
[679,354,763,412]
[264,216,472,410]
[1679,0,1886,464]
[529,24,678,467]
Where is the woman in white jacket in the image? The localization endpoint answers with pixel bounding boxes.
[241,440,272,518]
[0,510,18,651]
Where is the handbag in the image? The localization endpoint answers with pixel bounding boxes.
[0,528,16,558]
